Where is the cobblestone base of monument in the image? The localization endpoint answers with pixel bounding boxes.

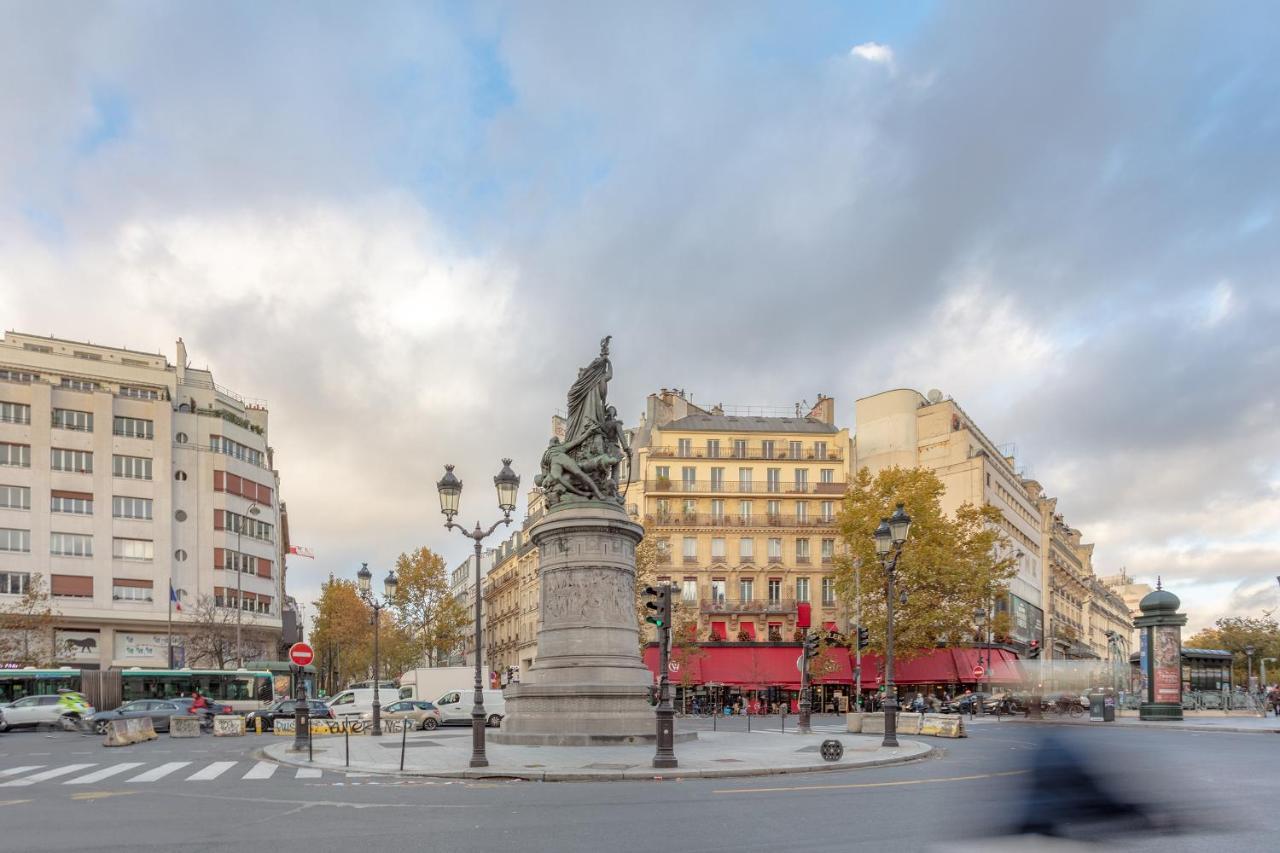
[492,683,694,746]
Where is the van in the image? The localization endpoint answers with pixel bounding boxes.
[326,688,401,719]
[432,688,506,727]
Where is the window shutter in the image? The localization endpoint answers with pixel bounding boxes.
[213,470,225,491]
[112,578,153,589]
[214,547,225,569]
[51,574,94,597]
[257,558,272,578]
[214,509,224,530]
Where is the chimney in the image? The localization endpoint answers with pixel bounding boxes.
[807,394,835,424]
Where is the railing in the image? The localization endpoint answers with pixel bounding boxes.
[649,446,844,462]
[644,512,840,529]
[700,597,796,614]
[645,480,845,495]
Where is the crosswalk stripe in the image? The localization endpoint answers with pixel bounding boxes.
[0,766,44,778]
[186,761,237,781]
[295,768,321,779]
[65,763,143,785]
[127,762,190,782]
[241,761,277,780]
[0,764,96,787]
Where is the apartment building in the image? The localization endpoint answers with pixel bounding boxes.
[482,523,540,684]
[627,390,852,644]
[0,332,287,669]
[446,547,495,668]
[1098,569,1155,621]
[852,389,1046,653]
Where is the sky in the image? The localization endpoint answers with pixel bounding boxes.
[1,1,1277,635]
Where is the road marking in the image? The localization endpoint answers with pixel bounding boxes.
[187,761,237,781]
[127,762,190,782]
[713,769,1029,795]
[0,764,96,787]
[242,761,277,780]
[0,766,44,778]
[65,763,144,785]
[70,791,138,801]
[295,768,321,779]
[0,799,32,806]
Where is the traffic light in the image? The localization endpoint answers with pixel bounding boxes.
[857,626,870,650]
[1028,640,1041,659]
[644,584,671,630]
[802,632,820,661]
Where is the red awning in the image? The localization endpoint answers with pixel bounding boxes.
[740,622,757,640]
[950,647,1022,683]
[822,621,837,632]
[644,645,852,688]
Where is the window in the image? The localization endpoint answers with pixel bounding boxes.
[210,435,263,466]
[738,500,752,523]
[706,439,720,459]
[220,510,273,542]
[733,439,747,458]
[655,498,670,519]
[768,538,782,562]
[119,386,162,400]
[768,578,781,604]
[174,510,187,522]
[219,549,260,574]
[113,416,154,439]
[794,468,809,490]
[796,538,811,563]
[0,485,30,510]
[766,468,781,493]
[766,499,780,520]
[681,466,696,489]
[682,578,697,603]
[814,441,827,460]
[739,578,754,603]
[710,499,724,521]
[682,536,697,560]
[821,501,835,522]
[112,496,153,519]
[710,579,726,604]
[0,528,30,553]
[738,537,754,561]
[23,343,51,353]
[51,574,93,598]
[738,467,752,490]
[0,369,38,383]
[174,549,187,561]
[51,492,92,515]
[655,539,671,562]
[761,440,775,459]
[59,377,97,391]
[655,465,670,482]
[0,443,30,468]
[112,454,152,480]
[788,441,802,459]
[52,409,93,432]
[52,448,93,473]
[796,501,809,523]
[51,532,92,557]
[0,402,30,424]
[113,582,153,602]
[820,468,834,483]
[73,350,102,361]
[677,438,691,456]
[0,571,30,595]
[174,470,187,481]
[112,537,154,560]
[175,432,188,444]
[682,499,697,518]
[710,467,724,491]
[710,537,725,559]
[796,577,810,602]
[821,538,835,563]
[822,577,836,606]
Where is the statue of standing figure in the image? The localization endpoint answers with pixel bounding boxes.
[537,336,630,505]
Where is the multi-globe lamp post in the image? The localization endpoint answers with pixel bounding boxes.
[872,503,912,749]
[356,562,398,736]
[437,458,520,769]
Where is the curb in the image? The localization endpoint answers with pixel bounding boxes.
[1006,717,1280,735]
[263,739,934,782]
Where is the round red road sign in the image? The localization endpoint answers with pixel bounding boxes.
[289,642,314,667]
[972,665,985,679]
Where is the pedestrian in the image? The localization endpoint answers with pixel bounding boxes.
[964,688,976,719]
[191,689,208,711]
[912,693,925,716]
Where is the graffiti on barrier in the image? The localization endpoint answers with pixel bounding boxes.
[271,717,412,735]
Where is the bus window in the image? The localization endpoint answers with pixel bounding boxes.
[255,677,273,702]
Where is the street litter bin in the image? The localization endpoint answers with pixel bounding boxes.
[1103,694,1116,722]
[1088,691,1105,722]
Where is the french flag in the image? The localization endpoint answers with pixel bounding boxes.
[170,583,182,612]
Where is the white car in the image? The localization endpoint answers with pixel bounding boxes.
[432,689,505,727]
[0,695,95,731]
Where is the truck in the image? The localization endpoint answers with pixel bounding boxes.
[397,667,479,701]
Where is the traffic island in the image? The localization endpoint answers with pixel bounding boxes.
[264,729,932,781]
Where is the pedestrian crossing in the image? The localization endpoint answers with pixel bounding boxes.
[0,760,330,787]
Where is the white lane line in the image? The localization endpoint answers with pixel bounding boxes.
[186,761,237,781]
[65,763,144,785]
[0,766,44,778]
[241,761,277,780]
[0,764,96,787]
[295,768,321,779]
[127,762,191,782]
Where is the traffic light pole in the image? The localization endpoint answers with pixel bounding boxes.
[798,630,812,734]
[652,583,677,769]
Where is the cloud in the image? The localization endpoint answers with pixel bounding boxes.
[850,41,894,66]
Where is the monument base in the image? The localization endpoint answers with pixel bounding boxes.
[1139,702,1184,721]
[492,683,695,746]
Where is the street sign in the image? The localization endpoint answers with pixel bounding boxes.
[288,642,314,667]
[972,665,985,679]
[668,660,680,673]
[796,655,805,672]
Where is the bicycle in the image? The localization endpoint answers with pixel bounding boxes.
[1048,697,1086,718]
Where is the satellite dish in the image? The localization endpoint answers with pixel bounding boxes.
[926,389,944,403]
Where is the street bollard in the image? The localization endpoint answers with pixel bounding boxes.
[781,711,785,733]
[400,721,408,771]
[345,725,350,767]
[747,713,751,733]
[255,716,262,735]
[712,712,717,732]
[308,724,313,762]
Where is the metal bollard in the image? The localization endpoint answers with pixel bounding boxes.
[308,724,313,762]
[345,725,350,767]
[399,720,408,771]
[747,713,751,733]
[712,711,717,732]
[781,711,785,733]
[255,716,263,735]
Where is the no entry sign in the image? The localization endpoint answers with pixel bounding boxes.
[289,642,314,667]
[972,665,985,679]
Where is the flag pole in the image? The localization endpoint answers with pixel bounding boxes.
[167,582,174,669]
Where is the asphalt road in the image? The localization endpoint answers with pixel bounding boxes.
[0,716,1270,853]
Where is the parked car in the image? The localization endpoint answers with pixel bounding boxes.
[0,694,95,731]
[362,699,441,730]
[87,699,188,734]
[942,692,995,715]
[244,699,334,731]
[431,689,505,727]
[326,688,401,720]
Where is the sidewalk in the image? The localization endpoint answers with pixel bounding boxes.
[264,728,932,781]
[1003,712,1280,734]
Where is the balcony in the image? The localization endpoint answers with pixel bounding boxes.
[645,479,845,496]
[650,446,844,462]
[700,597,796,615]
[646,512,840,529]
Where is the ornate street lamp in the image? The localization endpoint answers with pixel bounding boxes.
[356,562,398,736]
[437,458,520,768]
[873,503,911,748]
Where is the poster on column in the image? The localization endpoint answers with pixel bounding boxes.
[1153,626,1180,703]
[1139,631,1149,698]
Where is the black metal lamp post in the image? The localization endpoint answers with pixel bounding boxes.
[873,503,912,748]
[357,562,398,736]
[437,458,520,769]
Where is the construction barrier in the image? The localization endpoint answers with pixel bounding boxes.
[212,715,245,737]
[273,717,412,736]
[103,716,158,747]
[168,715,202,738]
[846,712,966,739]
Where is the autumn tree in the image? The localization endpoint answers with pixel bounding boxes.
[366,611,421,682]
[1187,615,1280,686]
[834,466,1018,659]
[391,546,468,667]
[310,577,373,692]
[0,573,56,665]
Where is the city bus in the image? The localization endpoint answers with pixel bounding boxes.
[0,666,276,712]
[0,667,81,703]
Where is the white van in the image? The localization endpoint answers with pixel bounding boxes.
[432,689,506,727]
[326,688,401,720]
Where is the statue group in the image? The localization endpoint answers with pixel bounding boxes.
[537,335,630,505]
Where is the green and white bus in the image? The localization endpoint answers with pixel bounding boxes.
[0,666,276,712]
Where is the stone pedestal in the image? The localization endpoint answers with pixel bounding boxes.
[492,500,657,746]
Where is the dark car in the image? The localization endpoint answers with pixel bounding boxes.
[88,699,187,734]
[244,699,333,731]
[942,692,994,715]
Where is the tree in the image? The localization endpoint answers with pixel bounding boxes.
[1187,615,1280,686]
[834,466,1018,659]
[185,595,242,669]
[391,546,468,667]
[367,611,421,682]
[0,573,56,665]
[310,578,373,692]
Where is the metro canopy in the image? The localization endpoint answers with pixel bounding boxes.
[643,644,1022,688]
